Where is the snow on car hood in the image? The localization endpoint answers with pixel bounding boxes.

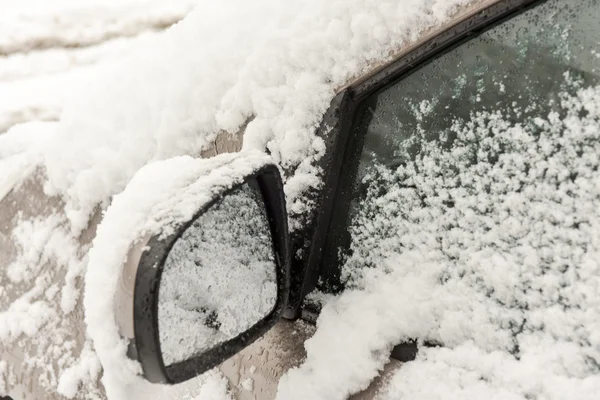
[40,0,471,234]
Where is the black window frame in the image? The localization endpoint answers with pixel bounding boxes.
[284,0,549,322]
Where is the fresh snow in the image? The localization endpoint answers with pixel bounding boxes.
[2,2,475,395]
[39,0,471,233]
[277,81,600,400]
[0,0,194,135]
[4,0,598,400]
[84,151,272,399]
[159,180,277,365]
[0,30,168,134]
[0,122,54,201]
[0,0,197,55]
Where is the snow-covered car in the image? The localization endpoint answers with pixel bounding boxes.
[1,0,599,399]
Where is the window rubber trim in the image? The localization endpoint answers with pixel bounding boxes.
[295,0,549,325]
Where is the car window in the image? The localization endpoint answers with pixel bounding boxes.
[315,0,600,295]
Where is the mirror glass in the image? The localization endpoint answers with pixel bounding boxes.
[157,182,277,366]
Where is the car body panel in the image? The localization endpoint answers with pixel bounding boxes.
[218,320,403,400]
[219,321,315,400]
[0,170,102,399]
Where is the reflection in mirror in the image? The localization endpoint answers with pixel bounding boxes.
[157,183,277,366]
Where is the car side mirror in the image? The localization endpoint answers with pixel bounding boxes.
[131,164,290,384]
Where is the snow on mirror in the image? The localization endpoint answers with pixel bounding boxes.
[157,183,277,366]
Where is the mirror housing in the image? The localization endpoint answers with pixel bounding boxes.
[130,163,289,384]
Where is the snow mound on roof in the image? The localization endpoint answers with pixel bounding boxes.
[42,0,470,232]
[0,0,196,55]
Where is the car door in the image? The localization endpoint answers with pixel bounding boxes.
[287,0,599,388]
[217,0,600,398]
[305,0,599,306]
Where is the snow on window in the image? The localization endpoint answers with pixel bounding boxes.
[282,81,600,400]
[362,83,600,399]
[281,1,600,399]
[354,80,600,354]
